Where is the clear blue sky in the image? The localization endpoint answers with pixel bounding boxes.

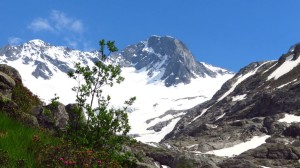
[1,0,300,71]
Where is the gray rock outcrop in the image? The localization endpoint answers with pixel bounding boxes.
[36,103,69,130]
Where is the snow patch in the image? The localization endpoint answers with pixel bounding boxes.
[278,114,300,123]
[189,107,210,124]
[277,79,298,89]
[268,56,300,80]
[186,144,199,149]
[146,142,158,148]
[232,94,247,101]
[205,135,270,157]
[162,165,170,168]
[135,118,181,143]
[215,113,226,121]
[142,46,155,53]
[164,143,172,149]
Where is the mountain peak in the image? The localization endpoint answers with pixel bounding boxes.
[115,35,232,86]
[26,39,48,47]
[145,35,187,56]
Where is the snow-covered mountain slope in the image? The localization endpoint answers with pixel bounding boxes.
[105,68,232,142]
[163,43,300,167]
[0,36,234,143]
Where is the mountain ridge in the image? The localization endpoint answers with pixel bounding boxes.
[161,42,300,167]
[0,36,234,143]
[0,36,232,86]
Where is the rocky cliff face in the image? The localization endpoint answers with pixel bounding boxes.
[160,44,300,167]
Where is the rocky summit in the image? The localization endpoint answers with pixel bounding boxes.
[112,35,231,86]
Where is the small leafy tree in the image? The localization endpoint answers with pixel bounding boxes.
[67,39,136,153]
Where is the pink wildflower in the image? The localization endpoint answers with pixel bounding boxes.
[97,160,102,165]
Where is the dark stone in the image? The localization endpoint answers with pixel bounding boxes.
[283,123,300,138]
[19,112,39,127]
[0,71,15,99]
[65,103,86,127]
[31,105,43,116]
[147,120,172,132]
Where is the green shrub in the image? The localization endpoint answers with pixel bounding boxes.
[66,39,137,166]
[50,94,60,108]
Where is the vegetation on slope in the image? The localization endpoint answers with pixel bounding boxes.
[0,112,59,167]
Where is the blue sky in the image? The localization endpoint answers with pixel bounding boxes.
[1,1,300,71]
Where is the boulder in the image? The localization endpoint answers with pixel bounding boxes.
[0,64,22,82]
[38,103,69,130]
[0,71,15,99]
[19,112,39,127]
[65,103,86,127]
[31,105,43,116]
[263,116,287,134]
[283,123,300,138]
